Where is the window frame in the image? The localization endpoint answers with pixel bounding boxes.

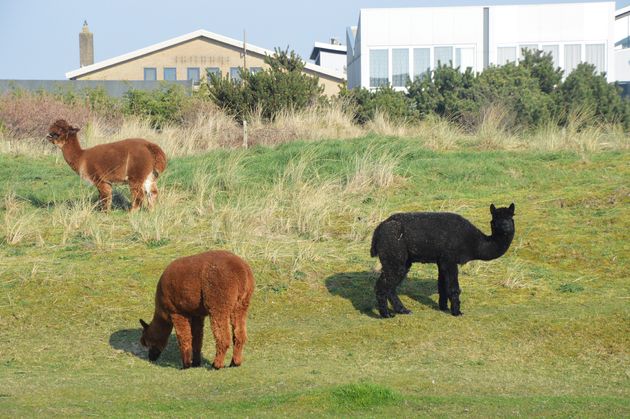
[163,67,177,81]
[143,67,157,81]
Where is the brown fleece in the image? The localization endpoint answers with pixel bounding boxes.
[46,119,167,211]
[140,250,255,370]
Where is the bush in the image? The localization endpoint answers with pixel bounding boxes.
[558,63,630,128]
[0,90,92,139]
[406,64,478,123]
[207,48,324,122]
[339,84,416,124]
[122,84,190,129]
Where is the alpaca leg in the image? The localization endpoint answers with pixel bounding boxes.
[96,183,112,211]
[171,314,193,369]
[210,314,231,369]
[129,183,145,211]
[388,261,412,314]
[445,263,462,316]
[191,316,205,367]
[229,304,249,367]
[147,181,159,209]
[437,264,449,311]
[374,272,392,318]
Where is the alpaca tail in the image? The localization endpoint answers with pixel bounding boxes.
[146,143,167,177]
[370,223,382,258]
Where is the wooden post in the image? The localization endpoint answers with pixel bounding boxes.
[242,120,248,149]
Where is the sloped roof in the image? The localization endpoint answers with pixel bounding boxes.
[66,29,345,80]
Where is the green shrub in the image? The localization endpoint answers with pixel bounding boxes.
[339,84,416,124]
[558,63,630,128]
[122,84,189,129]
[207,48,324,122]
[406,64,478,123]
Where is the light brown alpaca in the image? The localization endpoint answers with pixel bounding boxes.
[47,119,167,211]
[140,250,255,370]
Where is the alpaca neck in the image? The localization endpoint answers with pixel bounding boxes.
[150,312,173,340]
[476,232,514,261]
[60,135,84,173]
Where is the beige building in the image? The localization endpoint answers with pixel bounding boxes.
[66,29,345,95]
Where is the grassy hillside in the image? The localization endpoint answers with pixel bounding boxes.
[0,136,628,417]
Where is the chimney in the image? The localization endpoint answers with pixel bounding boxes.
[79,21,94,67]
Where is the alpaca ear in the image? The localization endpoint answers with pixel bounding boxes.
[509,203,515,215]
[139,319,149,330]
[490,204,496,215]
[68,126,80,134]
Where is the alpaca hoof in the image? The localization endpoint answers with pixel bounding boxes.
[192,361,201,368]
[379,310,395,318]
[229,360,241,368]
[181,364,191,370]
[395,307,412,314]
[211,363,222,370]
[439,304,449,312]
[451,310,463,317]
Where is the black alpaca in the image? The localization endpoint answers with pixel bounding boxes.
[370,204,515,318]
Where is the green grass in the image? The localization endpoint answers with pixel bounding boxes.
[0,136,628,417]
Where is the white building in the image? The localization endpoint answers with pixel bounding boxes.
[615,5,630,83]
[346,2,616,90]
[310,39,347,75]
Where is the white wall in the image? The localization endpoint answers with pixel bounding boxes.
[358,6,485,88]
[490,2,615,81]
[348,2,616,89]
[319,52,346,75]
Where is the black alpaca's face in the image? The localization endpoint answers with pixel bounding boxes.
[139,319,166,362]
[490,203,515,235]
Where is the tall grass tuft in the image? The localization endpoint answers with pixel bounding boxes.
[1,192,37,245]
[52,193,98,245]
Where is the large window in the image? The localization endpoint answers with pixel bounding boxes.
[413,48,430,80]
[497,47,517,65]
[434,46,453,67]
[369,49,388,88]
[143,67,157,81]
[541,45,559,68]
[455,47,474,70]
[585,44,605,74]
[206,67,221,78]
[187,67,200,83]
[392,48,409,87]
[250,67,263,74]
[564,44,581,75]
[164,67,177,81]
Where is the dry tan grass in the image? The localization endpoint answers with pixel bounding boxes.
[1,98,628,157]
[1,192,38,245]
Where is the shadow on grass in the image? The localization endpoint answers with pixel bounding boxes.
[109,328,211,369]
[324,271,439,318]
[25,189,130,210]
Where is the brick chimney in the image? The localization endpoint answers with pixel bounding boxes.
[79,21,94,67]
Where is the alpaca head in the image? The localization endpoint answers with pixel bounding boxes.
[490,203,515,237]
[46,119,79,148]
[139,318,169,362]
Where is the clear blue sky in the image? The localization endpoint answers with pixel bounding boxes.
[0,0,628,79]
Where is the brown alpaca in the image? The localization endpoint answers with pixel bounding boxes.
[139,250,255,370]
[46,119,167,211]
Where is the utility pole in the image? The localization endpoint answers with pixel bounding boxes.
[243,29,247,71]
[242,29,248,149]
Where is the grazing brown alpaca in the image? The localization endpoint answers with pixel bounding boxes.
[46,119,167,211]
[140,250,255,370]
